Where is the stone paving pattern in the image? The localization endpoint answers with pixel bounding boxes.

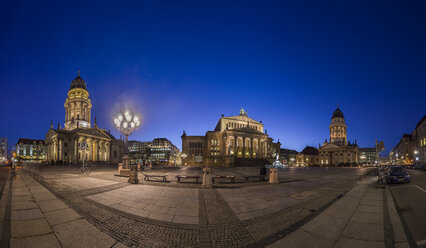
[10,166,404,247]
[267,177,409,248]
[9,172,125,248]
[87,185,199,224]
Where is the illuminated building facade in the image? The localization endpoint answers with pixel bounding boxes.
[393,134,413,165]
[412,115,426,165]
[319,106,359,166]
[16,138,46,163]
[0,137,7,162]
[150,138,180,165]
[181,108,281,167]
[359,148,376,165]
[280,148,298,167]
[45,72,124,164]
[391,115,426,165]
[127,138,180,165]
[296,146,320,166]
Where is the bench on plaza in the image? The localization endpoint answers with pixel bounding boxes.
[244,167,268,182]
[212,175,235,183]
[244,175,267,182]
[176,175,200,183]
[142,173,167,182]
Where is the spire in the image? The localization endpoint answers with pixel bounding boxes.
[50,120,53,129]
[94,116,97,126]
[78,69,80,76]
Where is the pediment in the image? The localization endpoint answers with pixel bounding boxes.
[77,127,112,140]
[45,129,58,141]
[321,143,343,149]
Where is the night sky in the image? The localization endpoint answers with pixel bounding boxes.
[1,0,425,154]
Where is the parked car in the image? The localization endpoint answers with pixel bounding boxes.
[387,166,411,184]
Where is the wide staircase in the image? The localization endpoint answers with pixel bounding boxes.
[234,158,270,167]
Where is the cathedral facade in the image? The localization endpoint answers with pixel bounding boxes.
[45,72,124,164]
[319,106,359,166]
[181,109,281,167]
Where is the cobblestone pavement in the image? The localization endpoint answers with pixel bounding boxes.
[18,165,371,247]
[267,176,409,248]
[9,170,126,248]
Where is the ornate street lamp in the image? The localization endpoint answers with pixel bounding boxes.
[181,153,187,166]
[114,111,141,144]
[114,110,141,177]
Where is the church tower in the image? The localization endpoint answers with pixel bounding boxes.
[329,106,347,145]
[64,71,92,130]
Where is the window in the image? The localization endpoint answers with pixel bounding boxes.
[64,143,67,147]
[114,151,117,158]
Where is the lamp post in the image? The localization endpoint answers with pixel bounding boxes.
[114,111,141,144]
[181,153,187,166]
[79,140,88,174]
[114,111,141,173]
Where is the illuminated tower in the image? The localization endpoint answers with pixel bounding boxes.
[64,71,92,130]
[329,105,347,145]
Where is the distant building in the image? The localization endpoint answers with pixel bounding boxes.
[280,148,298,167]
[181,108,281,167]
[44,72,124,164]
[319,106,359,166]
[391,115,426,166]
[359,148,376,165]
[394,134,413,165]
[127,138,180,165]
[412,115,426,165]
[127,140,151,164]
[151,138,180,165]
[0,137,7,162]
[16,138,46,163]
[296,146,319,166]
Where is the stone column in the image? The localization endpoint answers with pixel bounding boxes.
[269,168,278,184]
[202,167,213,188]
[243,137,246,158]
[128,164,139,184]
[92,140,96,161]
[250,138,254,158]
[234,136,238,157]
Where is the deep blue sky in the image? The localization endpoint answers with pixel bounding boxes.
[1,0,425,155]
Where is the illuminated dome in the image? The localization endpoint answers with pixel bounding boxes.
[70,72,87,90]
[332,107,344,119]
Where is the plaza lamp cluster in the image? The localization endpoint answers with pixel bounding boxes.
[114,111,141,143]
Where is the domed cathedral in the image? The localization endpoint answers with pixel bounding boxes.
[44,72,124,165]
[64,71,92,130]
[329,107,347,145]
[181,108,281,167]
[319,106,359,166]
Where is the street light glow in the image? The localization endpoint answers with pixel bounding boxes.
[114,110,141,143]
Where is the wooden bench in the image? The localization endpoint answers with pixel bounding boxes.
[176,175,200,183]
[142,173,167,181]
[244,175,267,182]
[213,175,235,183]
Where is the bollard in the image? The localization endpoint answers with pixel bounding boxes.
[202,167,213,188]
[118,162,123,173]
[122,155,130,169]
[269,168,278,184]
[128,165,139,184]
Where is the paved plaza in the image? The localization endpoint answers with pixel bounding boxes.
[0,165,409,247]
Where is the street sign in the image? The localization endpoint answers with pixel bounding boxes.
[79,141,87,150]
